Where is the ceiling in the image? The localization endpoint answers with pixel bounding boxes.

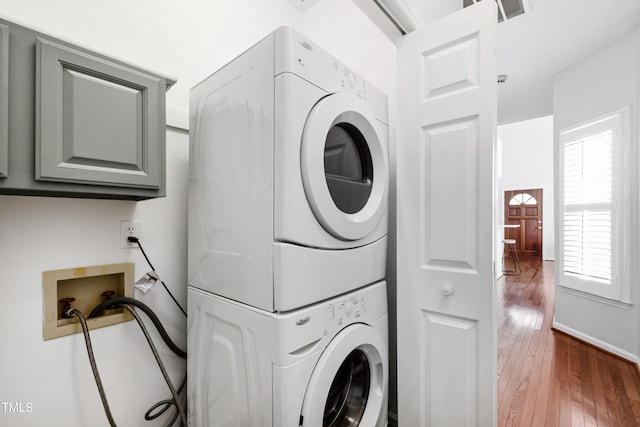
[497,0,640,125]
[364,0,640,125]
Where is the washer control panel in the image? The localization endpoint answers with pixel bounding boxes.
[328,295,367,327]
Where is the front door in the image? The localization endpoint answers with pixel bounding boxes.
[504,188,543,257]
[396,1,497,426]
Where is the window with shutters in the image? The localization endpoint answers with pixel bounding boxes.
[558,108,629,302]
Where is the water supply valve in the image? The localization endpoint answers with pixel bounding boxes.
[58,297,76,318]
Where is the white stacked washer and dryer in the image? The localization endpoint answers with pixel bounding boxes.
[187,26,389,427]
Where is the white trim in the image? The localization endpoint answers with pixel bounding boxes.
[166,106,189,131]
[374,0,424,33]
[556,284,632,310]
[352,0,404,41]
[553,320,640,365]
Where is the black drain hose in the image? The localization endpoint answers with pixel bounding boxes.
[122,305,187,426]
[88,297,186,359]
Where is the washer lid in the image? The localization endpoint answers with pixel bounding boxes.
[300,324,387,427]
[301,93,388,241]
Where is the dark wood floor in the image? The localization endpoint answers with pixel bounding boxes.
[497,254,640,426]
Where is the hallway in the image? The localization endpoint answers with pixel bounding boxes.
[497,255,640,426]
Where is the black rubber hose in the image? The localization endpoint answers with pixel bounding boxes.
[144,375,187,424]
[68,308,118,427]
[122,305,187,426]
[88,297,186,359]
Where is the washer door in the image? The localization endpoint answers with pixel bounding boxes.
[301,93,388,241]
[300,324,387,427]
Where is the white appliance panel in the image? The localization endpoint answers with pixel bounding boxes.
[188,287,272,427]
[273,238,387,312]
[189,35,274,310]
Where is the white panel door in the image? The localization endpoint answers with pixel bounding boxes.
[396,2,497,426]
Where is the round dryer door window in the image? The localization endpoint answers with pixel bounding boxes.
[300,324,387,427]
[301,93,388,241]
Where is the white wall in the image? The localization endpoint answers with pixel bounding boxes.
[498,115,555,261]
[0,0,303,115]
[0,129,189,426]
[0,1,397,425]
[552,27,640,363]
[415,0,463,23]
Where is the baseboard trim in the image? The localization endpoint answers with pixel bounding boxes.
[552,321,640,366]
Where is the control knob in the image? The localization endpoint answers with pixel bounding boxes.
[344,301,354,316]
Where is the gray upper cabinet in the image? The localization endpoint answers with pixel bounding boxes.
[0,18,175,200]
[36,38,163,189]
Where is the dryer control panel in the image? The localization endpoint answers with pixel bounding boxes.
[333,59,368,100]
[274,26,388,123]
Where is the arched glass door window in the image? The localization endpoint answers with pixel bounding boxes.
[508,193,537,206]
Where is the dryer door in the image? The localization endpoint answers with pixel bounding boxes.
[300,324,387,427]
[301,93,388,241]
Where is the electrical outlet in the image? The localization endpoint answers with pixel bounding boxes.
[120,220,142,249]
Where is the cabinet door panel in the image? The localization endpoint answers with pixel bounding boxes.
[0,24,8,178]
[36,38,163,188]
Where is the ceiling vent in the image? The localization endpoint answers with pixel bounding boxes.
[464,0,532,22]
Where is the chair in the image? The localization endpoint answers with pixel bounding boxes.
[502,239,521,274]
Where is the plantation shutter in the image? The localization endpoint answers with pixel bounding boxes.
[562,131,613,282]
